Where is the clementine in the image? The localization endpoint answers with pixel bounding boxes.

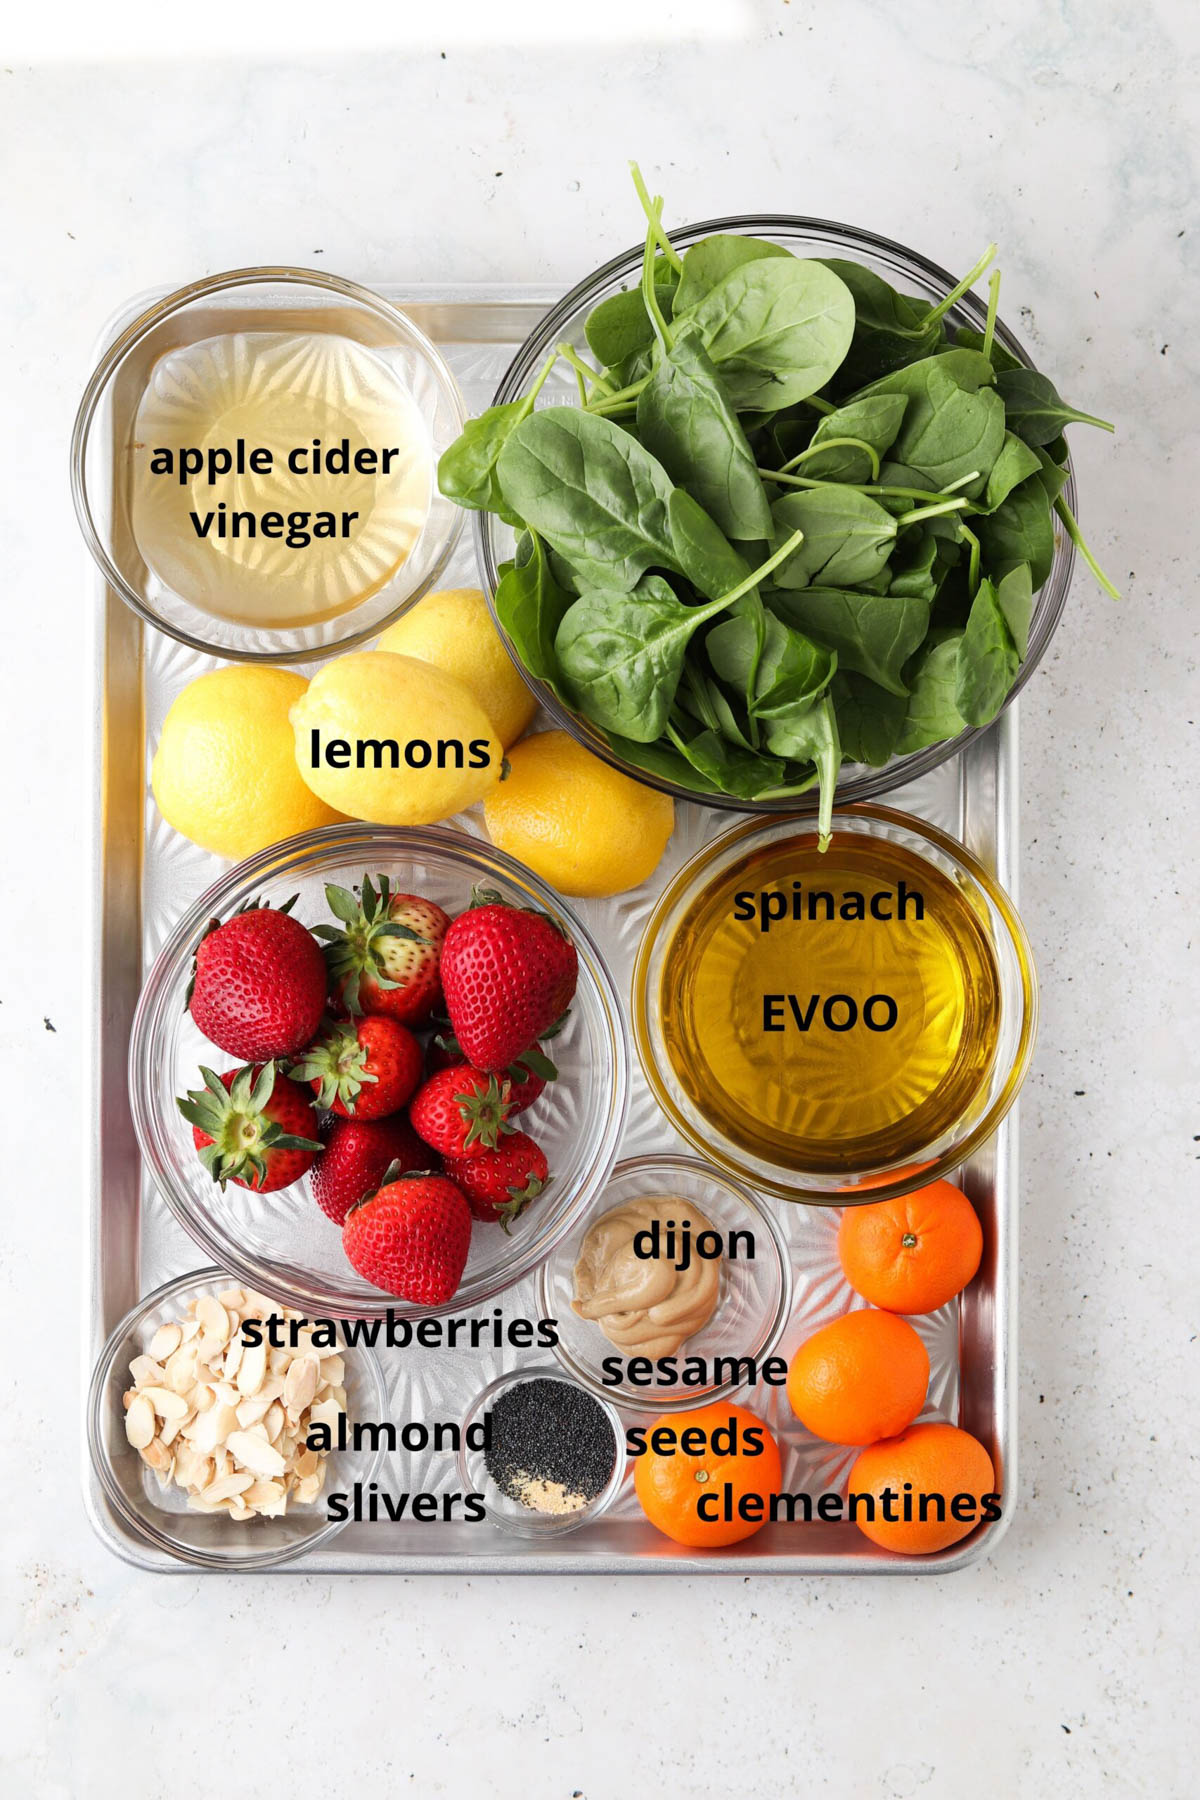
[847,1421,997,1555]
[838,1180,983,1314]
[633,1402,782,1548]
[786,1309,928,1445]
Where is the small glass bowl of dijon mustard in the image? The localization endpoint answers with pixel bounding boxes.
[72,268,466,661]
[537,1157,791,1413]
[633,805,1037,1207]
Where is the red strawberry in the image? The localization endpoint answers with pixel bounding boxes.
[444,1131,550,1231]
[408,1064,515,1160]
[317,876,449,1024]
[293,1016,422,1119]
[440,891,578,1071]
[342,1170,472,1303]
[310,1113,433,1226]
[188,901,326,1061]
[427,1033,556,1116]
[178,1063,322,1193]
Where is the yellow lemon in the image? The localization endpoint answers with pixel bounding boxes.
[151,665,345,861]
[291,650,502,826]
[376,587,538,748]
[484,730,675,897]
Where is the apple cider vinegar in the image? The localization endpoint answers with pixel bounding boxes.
[658,831,1002,1175]
[131,332,431,629]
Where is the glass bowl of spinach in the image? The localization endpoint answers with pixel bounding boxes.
[447,175,1115,839]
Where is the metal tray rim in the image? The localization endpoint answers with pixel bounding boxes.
[83,283,1020,1577]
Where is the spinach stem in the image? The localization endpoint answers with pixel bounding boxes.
[981,269,1001,362]
[525,351,560,407]
[587,374,652,414]
[629,161,684,272]
[759,467,963,506]
[959,523,981,594]
[942,470,980,495]
[902,497,969,526]
[800,394,836,415]
[923,242,999,330]
[557,342,608,394]
[642,216,674,349]
[1054,495,1122,597]
[779,436,881,481]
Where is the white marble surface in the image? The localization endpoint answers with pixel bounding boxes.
[2,4,1198,1794]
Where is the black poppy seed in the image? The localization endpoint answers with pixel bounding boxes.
[485,1377,616,1512]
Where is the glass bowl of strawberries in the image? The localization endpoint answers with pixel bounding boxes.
[129,823,630,1319]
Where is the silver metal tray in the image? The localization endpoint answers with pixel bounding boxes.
[84,286,1019,1574]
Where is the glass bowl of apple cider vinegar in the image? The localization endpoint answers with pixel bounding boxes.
[72,268,466,661]
[633,806,1037,1206]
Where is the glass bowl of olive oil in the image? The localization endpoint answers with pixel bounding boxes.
[633,804,1036,1205]
[72,267,467,661]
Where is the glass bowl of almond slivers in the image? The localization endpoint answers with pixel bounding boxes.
[87,1269,388,1569]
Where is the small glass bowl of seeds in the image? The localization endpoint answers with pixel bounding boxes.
[458,1367,627,1538]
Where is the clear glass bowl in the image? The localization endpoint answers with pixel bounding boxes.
[72,266,466,661]
[633,804,1037,1205]
[537,1155,792,1411]
[456,1366,626,1538]
[129,824,629,1318]
[476,215,1077,812]
[86,1267,388,1570]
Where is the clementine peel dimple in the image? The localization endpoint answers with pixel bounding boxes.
[838,1180,983,1315]
[633,1401,782,1548]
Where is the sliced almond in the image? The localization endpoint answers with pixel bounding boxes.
[124,1392,156,1450]
[140,1385,190,1422]
[217,1287,246,1311]
[236,1342,267,1397]
[293,1447,319,1479]
[129,1354,167,1387]
[264,1401,285,1445]
[283,1355,320,1417]
[221,1335,244,1382]
[225,1431,288,1478]
[203,1471,255,1504]
[191,1383,215,1413]
[320,1354,346,1388]
[234,1394,272,1430]
[185,1402,239,1454]
[140,1438,173,1473]
[149,1323,182,1361]
[164,1345,200,1395]
[195,1294,231,1346]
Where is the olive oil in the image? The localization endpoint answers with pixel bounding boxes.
[659,831,1001,1175]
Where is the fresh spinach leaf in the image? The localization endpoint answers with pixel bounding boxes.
[437,400,530,523]
[665,723,787,799]
[895,633,968,753]
[953,326,1022,372]
[981,431,1043,512]
[603,732,723,794]
[993,367,1115,447]
[761,694,841,848]
[1033,444,1070,505]
[954,577,1019,727]
[492,532,572,687]
[994,560,1034,658]
[975,476,1056,589]
[584,266,678,368]
[685,257,856,410]
[832,671,908,766]
[497,406,681,590]
[878,358,1006,495]
[788,393,909,482]
[768,585,931,695]
[554,576,729,742]
[771,487,898,589]
[707,610,836,718]
[637,327,773,540]
[673,233,791,316]
[666,487,751,597]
